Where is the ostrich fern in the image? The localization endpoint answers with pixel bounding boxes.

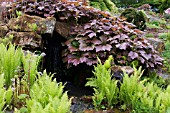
[0,44,22,88]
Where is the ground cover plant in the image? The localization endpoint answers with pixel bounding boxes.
[1,0,163,71]
[0,43,71,113]
[0,0,170,113]
[86,57,170,112]
[0,74,12,112]
[0,43,22,88]
[18,70,71,113]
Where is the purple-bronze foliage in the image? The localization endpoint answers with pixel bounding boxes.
[8,0,164,69]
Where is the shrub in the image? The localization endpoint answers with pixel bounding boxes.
[89,0,118,13]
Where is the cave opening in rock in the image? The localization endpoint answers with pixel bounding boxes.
[42,31,67,82]
[42,31,94,96]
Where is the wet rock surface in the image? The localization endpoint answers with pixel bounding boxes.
[6,31,42,50]
[55,21,70,38]
[7,14,56,35]
[0,24,8,37]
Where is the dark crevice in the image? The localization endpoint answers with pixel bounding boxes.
[42,32,66,82]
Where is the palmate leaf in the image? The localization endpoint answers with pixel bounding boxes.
[65,54,89,66]
[141,53,152,60]
[88,32,96,38]
[95,44,112,52]
[139,57,145,64]
[79,44,94,51]
[128,51,138,60]
[84,24,91,29]
[116,42,129,50]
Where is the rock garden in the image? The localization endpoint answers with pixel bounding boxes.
[0,0,170,113]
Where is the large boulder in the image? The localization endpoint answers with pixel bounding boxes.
[7,14,56,35]
[6,31,42,50]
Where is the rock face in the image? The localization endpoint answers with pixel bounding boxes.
[6,31,42,50]
[0,25,8,37]
[147,38,165,53]
[8,14,56,35]
[138,4,151,11]
[0,14,57,51]
[111,66,134,81]
[55,21,70,38]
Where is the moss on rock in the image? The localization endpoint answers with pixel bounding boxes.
[89,0,118,13]
[120,8,147,30]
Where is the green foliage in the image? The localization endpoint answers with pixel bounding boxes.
[25,70,71,113]
[90,0,118,13]
[22,51,42,87]
[146,22,161,29]
[119,66,144,109]
[0,44,23,87]
[86,57,170,112]
[162,41,170,58]
[0,35,13,46]
[159,33,168,40]
[120,8,147,30]
[85,56,119,109]
[145,33,154,38]
[0,74,13,112]
[16,10,22,18]
[27,23,38,32]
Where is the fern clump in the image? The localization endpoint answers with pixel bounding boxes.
[25,70,71,113]
[86,56,119,109]
[0,74,13,112]
[22,51,42,87]
[0,44,23,88]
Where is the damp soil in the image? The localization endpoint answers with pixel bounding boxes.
[65,82,131,113]
[65,82,94,113]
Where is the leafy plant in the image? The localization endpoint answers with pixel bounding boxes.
[86,57,170,112]
[120,8,147,30]
[0,35,13,46]
[145,33,154,38]
[0,74,12,112]
[85,56,119,109]
[159,33,168,40]
[24,70,71,113]
[27,23,38,32]
[162,39,170,58]
[0,43,23,88]
[22,51,42,87]
[16,10,22,18]
[146,22,161,29]
[63,17,163,69]
[5,0,163,70]
[119,66,145,109]
[89,0,118,13]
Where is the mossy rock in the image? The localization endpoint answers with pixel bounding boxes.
[120,8,147,30]
[90,2,101,10]
[100,2,110,11]
[89,0,118,13]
